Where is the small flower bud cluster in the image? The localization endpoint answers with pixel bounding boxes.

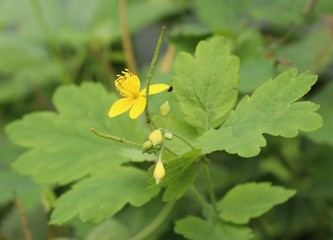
[141,129,169,185]
[142,129,163,154]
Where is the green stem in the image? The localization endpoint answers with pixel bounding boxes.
[90,128,141,146]
[171,132,194,149]
[28,0,70,84]
[189,187,215,220]
[158,145,165,161]
[130,201,176,240]
[144,26,166,131]
[202,161,219,221]
[163,146,178,157]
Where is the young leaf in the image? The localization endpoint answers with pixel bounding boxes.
[175,216,253,240]
[50,167,158,224]
[196,69,323,157]
[5,83,145,185]
[219,182,296,224]
[172,37,239,130]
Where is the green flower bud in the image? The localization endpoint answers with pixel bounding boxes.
[163,132,173,140]
[149,130,163,146]
[159,101,170,117]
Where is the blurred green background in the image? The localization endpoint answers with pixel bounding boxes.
[1,0,333,239]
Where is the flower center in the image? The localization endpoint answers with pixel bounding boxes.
[115,69,140,98]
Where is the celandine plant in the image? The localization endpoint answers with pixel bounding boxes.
[5,27,322,239]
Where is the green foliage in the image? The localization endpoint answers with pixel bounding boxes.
[194,0,250,30]
[307,81,333,146]
[85,219,130,240]
[219,182,296,224]
[2,1,333,239]
[175,216,253,240]
[237,30,275,92]
[250,0,307,26]
[0,169,41,209]
[173,37,239,130]
[50,167,158,224]
[277,26,333,73]
[5,83,146,185]
[196,68,322,157]
[161,150,202,201]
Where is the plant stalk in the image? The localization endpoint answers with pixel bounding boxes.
[90,128,141,146]
[202,162,219,221]
[130,201,176,240]
[144,26,166,131]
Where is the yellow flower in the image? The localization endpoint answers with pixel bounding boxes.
[153,161,165,185]
[108,69,170,119]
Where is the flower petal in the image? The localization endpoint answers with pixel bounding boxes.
[108,97,135,118]
[140,84,170,96]
[129,96,146,119]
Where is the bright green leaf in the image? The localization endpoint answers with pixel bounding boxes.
[196,69,323,157]
[219,182,296,224]
[5,83,146,185]
[172,37,239,130]
[50,167,158,224]
[175,216,253,240]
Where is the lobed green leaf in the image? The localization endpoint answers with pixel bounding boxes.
[196,69,323,157]
[50,167,158,224]
[219,182,296,224]
[5,82,146,185]
[172,37,239,130]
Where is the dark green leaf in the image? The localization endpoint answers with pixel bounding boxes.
[307,81,333,146]
[175,216,253,240]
